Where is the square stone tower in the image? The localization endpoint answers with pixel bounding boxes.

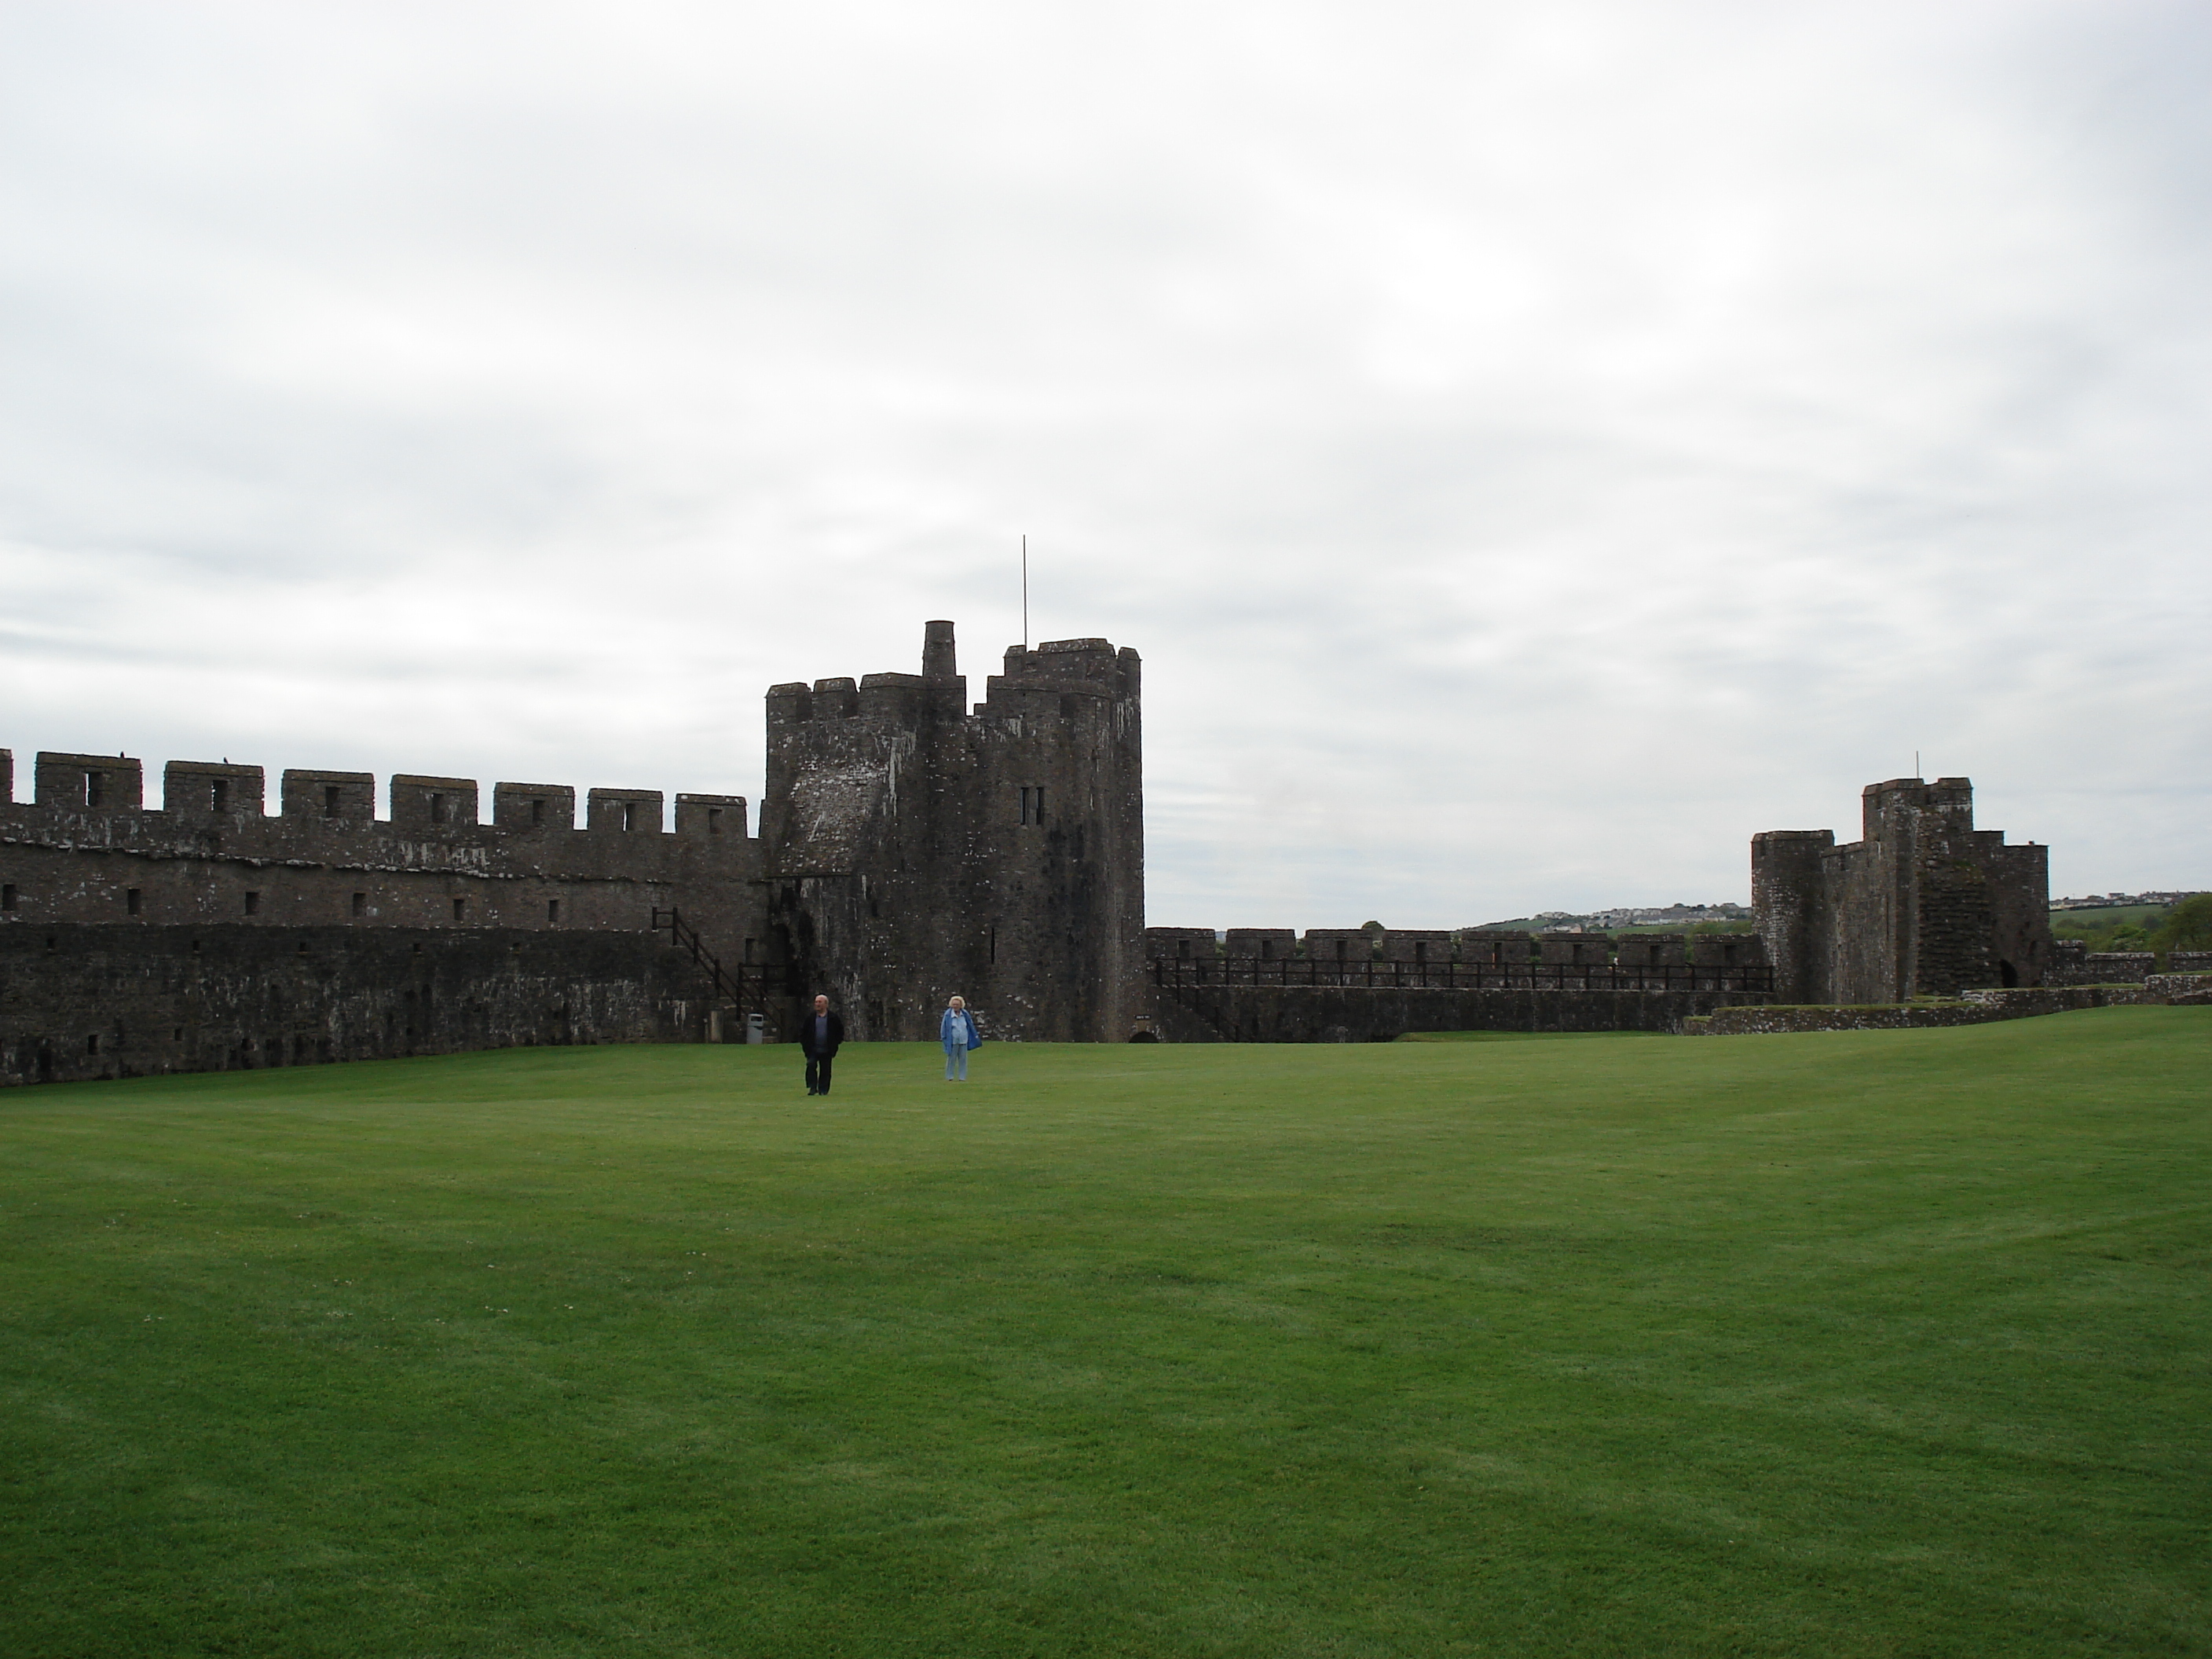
[760,622,1144,1042]
[1752,777,2050,1003]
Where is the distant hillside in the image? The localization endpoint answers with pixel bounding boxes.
[1474,903,1754,935]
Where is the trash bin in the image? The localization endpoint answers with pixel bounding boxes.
[745,1013,766,1045]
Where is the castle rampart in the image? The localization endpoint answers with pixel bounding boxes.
[2,650,2071,1079]
[1,923,716,1088]
[1141,922,1771,1038]
[1,741,778,1084]
[0,751,766,949]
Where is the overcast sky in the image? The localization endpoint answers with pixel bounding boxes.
[2,1,2205,927]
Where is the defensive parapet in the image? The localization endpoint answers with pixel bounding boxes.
[35,752,143,809]
[1460,931,1537,966]
[1615,934,1688,969]
[1146,927,1218,960]
[492,783,577,830]
[163,761,266,819]
[1380,929,1456,965]
[391,775,479,830]
[282,769,375,822]
[0,744,767,954]
[1144,922,1774,1042]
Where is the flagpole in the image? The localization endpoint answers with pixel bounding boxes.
[1022,534,1029,650]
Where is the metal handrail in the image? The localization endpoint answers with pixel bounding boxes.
[650,907,789,1008]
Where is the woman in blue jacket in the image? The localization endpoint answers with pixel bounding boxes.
[940,995,983,1081]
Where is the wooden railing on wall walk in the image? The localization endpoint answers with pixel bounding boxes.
[1150,956,1775,996]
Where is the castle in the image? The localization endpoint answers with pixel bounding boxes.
[0,621,2060,1086]
[1753,778,2052,1002]
[0,624,1143,1086]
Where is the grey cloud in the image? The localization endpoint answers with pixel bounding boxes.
[0,0,2203,924]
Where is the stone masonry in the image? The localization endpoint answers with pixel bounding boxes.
[1752,777,2052,1003]
[2,653,2074,1081]
[1,621,1147,1085]
[764,624,1145,1042]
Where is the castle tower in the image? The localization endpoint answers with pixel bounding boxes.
[761,622,1144,1042]
[1752,778,2050,1004]
[1752,830,1836,1002]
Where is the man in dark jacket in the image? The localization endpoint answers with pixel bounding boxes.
[800,994,844,1096]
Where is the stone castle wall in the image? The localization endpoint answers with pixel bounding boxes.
[2,923,714,1088]
[0,747,763,951]
[1139,926,1772,1040]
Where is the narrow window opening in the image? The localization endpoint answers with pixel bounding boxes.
[2,883,18,911]
[547,899,561,925]
[126,888,142,916]
[429,793,447,825]
[244,891,261,916]
[172,1028,183,1042]
[452,897,468,922]
[1414,942,1427,964]
[990,927,998,964]
[1259,939,1274,960]
[323,785,342,818]
[1177,938,1190,959]
[1335,939,1348,961]
[621,800,637,832]
[743,937,756,963]
[86,771,106,808]
[86,1033,101,1056]
[529,797,545,826]
[706,807,722,833]
[351,892,366,917]
[210,778,229,811]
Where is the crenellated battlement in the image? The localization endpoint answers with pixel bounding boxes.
[1142,925,1762,973]
[977,638,1140,723]
[35,751,143,809]
[0,744,762,947]
[163,760,267,819]
[2,749,745,843]
[492,782,576,830]
[1144,921,1772,1013]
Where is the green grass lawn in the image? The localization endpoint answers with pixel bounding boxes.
[3,1012,2207,1657]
